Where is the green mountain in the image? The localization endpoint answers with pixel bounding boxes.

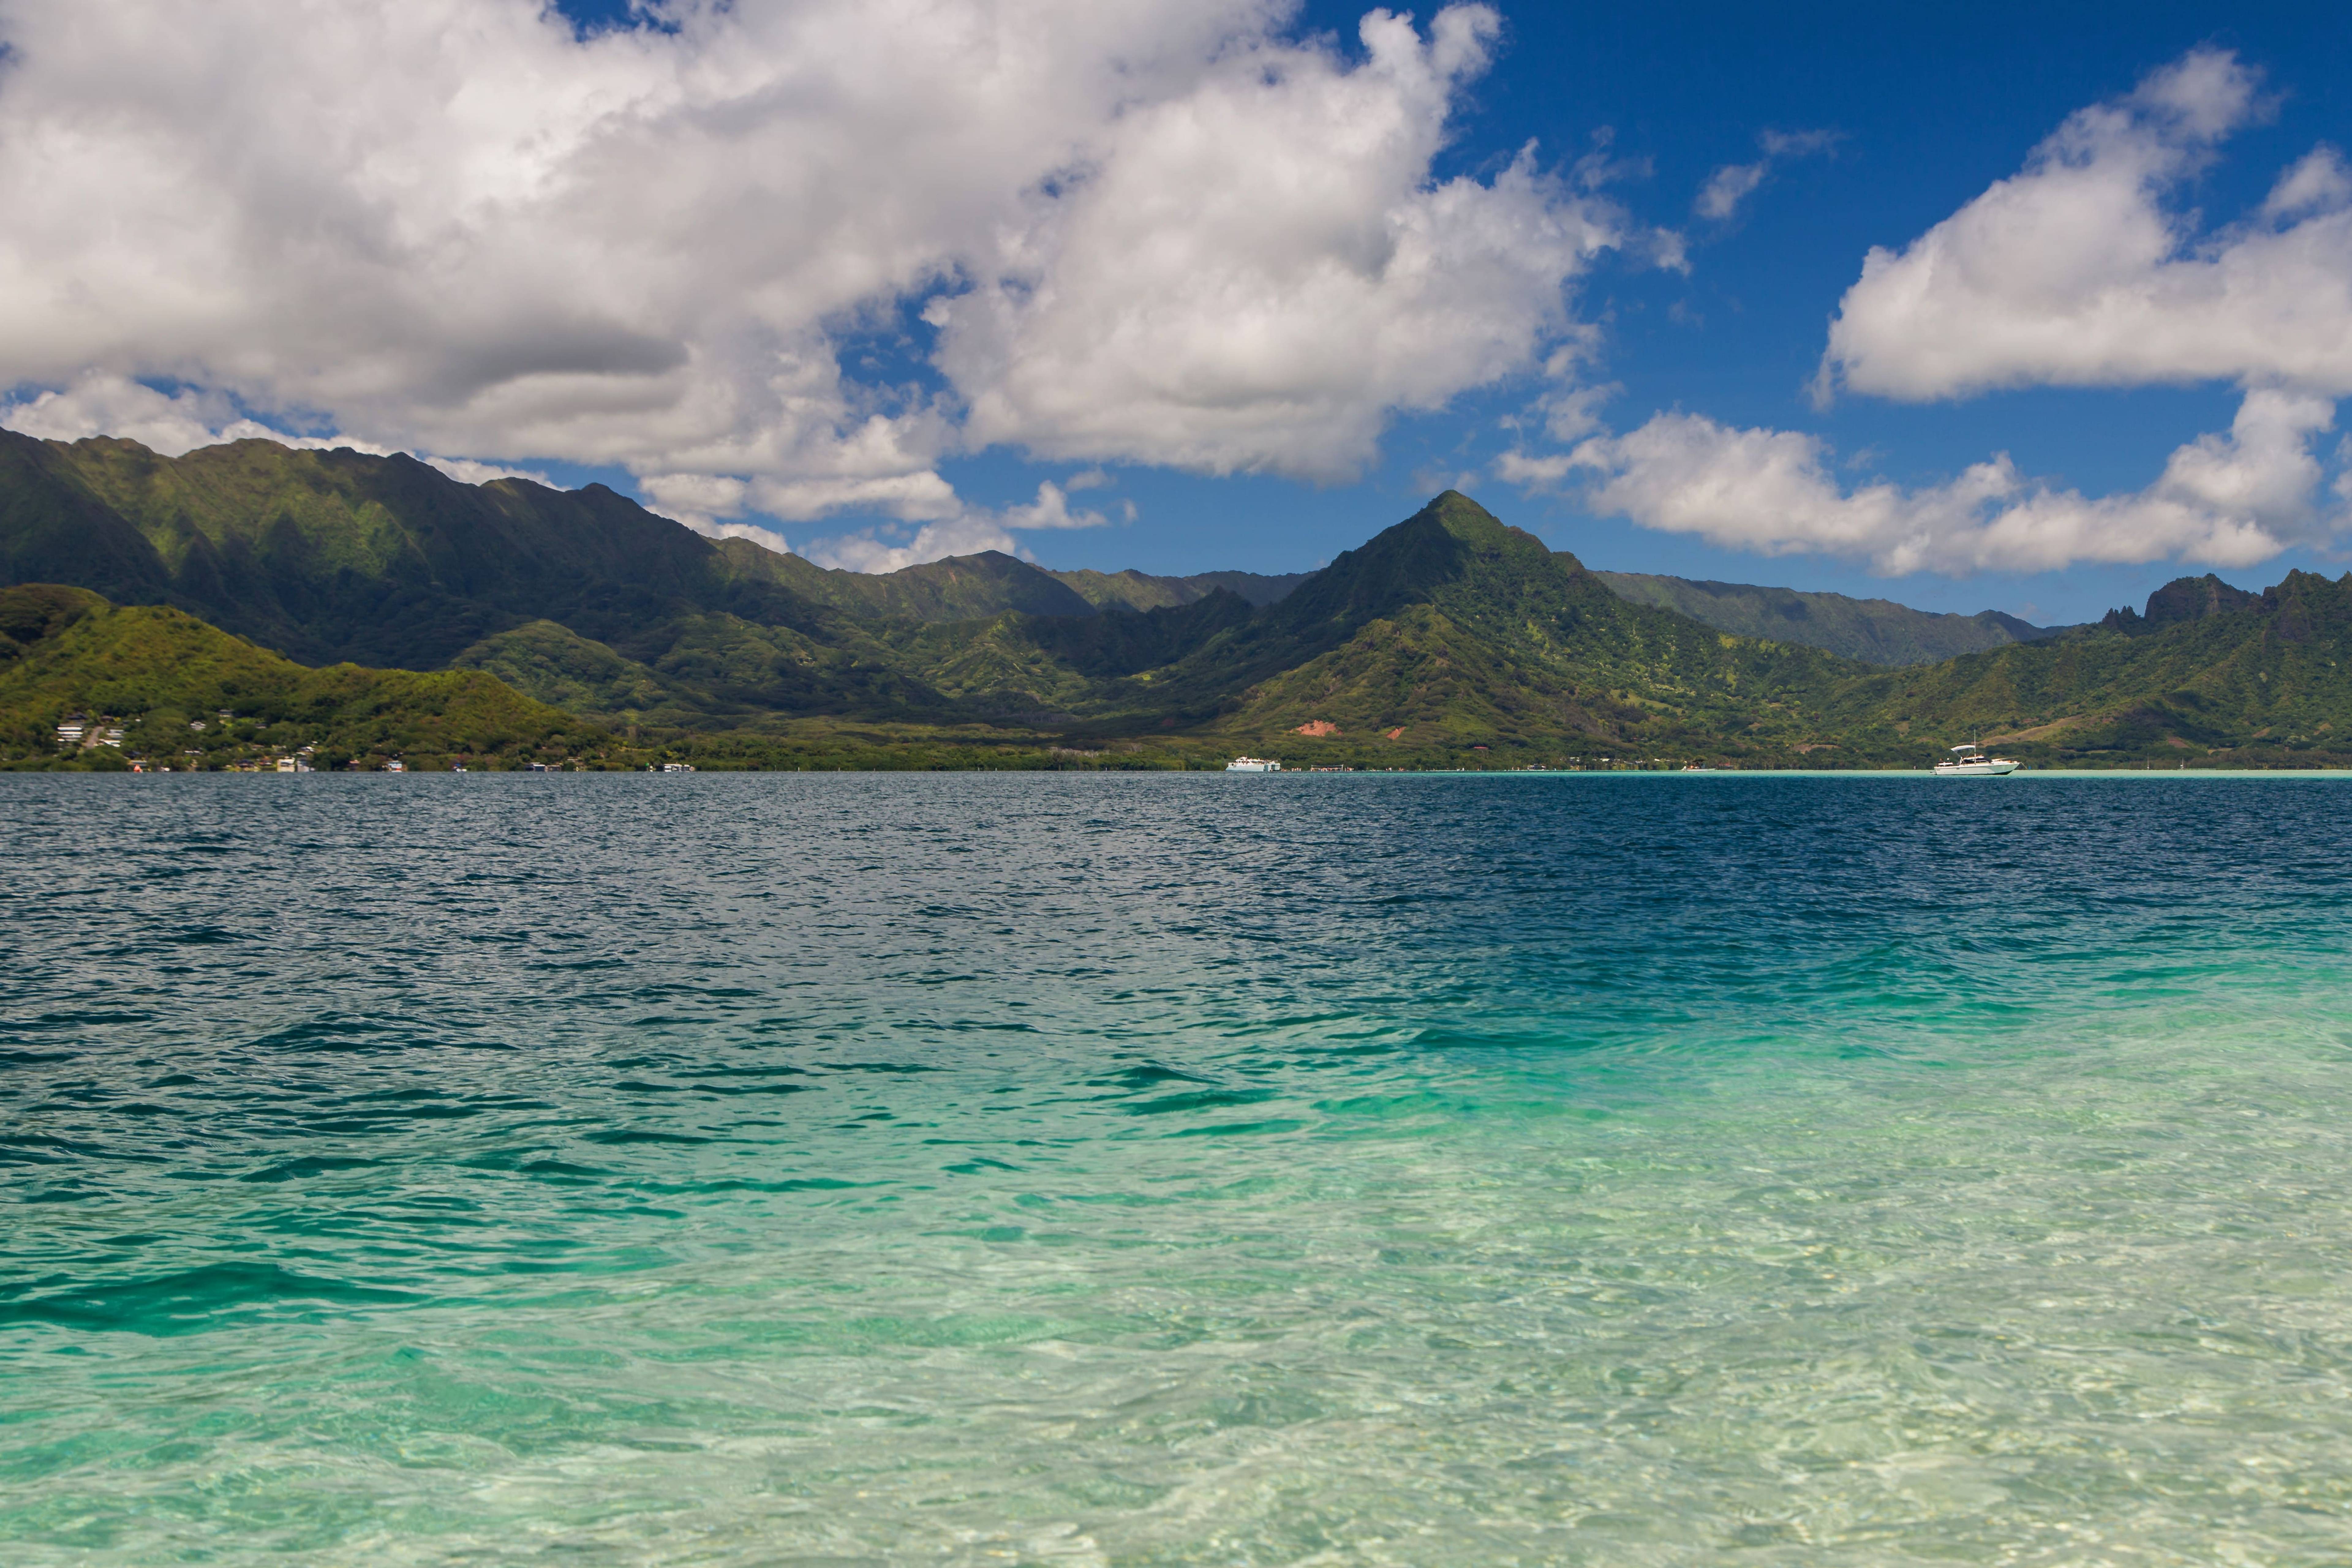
[0,584,605,769]
[1049,566,1311,612]
[1130,493,1864,750]
[721,542,1100,621]
[0,432,1025,720]
[1595,571,2065,665]
[6,430,2350,767]
[1826,570,2352,765]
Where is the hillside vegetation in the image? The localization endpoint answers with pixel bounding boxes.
[1596,572,2065,665]
[1049,567,1311,612]
[1826,570,2352,766]
[0,584,605,768]
[3,431,2349,767]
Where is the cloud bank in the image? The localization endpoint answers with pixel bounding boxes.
[0,0,1624,566]
[1820,51,2352,402]
[1517,49,2352,576]
[1549,390,2332,575]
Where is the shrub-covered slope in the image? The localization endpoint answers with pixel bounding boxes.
[0,585,604,767]
[1049,567,1311,612]
[1188,493,1868,754]
[1597,572,2064,665]
[1828,570,2352,764]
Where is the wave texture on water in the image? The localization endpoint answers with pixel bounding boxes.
[6,773,2352,1565]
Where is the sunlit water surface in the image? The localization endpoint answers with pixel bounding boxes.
[6,773,2352,1565]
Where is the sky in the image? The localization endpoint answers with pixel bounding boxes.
[1,2,2348,624]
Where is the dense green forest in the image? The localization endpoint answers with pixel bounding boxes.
[4,431,2349,770]
[0,585,604,770]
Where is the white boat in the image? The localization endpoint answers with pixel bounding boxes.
[1225,756,1282,773]
[1935,741,2019,777]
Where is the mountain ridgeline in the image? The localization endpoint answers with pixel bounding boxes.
[2,429,2347,768]
[1596,573,2067,665]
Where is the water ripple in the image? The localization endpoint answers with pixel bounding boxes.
[4,773,2352,1563]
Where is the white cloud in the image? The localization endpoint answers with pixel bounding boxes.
[424,456,554,487]
[801,516,1020,575]
[1501,51,2352,579]
[1002,481,1110,532]
[1695,127,1837,221]
[932,10,1623,481]
[0,0,1625,543]
[638,472,750,530]
[1695,163,1766,221]
[1495,448,1576,488]
[1536,380,1617,443]
[703,520,795,557]
[1554,389,2335,575]
[797,481,1106,572]
[0,374,343,456]
[1822,49,2352,402]
[2263,146,2351,221]
[0,371,556,487]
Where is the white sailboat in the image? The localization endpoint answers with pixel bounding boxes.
[1934,740,2019,777]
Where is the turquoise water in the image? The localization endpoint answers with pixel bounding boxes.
[7,773,2352,1565]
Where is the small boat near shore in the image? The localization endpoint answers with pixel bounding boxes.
[1935,741,2019,777]
[1225,756,1282,773]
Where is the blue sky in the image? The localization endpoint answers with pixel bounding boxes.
[5,1,2348,624]
[546,0,2352,623]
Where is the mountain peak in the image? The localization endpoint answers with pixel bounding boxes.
[1258,492,1602,649]
[2103,573,2262,633]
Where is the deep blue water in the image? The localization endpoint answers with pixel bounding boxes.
[6,773,2352,1564]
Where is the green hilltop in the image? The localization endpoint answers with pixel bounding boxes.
[0,583,606,770]
[3,429,2349,769]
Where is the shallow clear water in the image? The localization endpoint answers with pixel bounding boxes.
[6,772,2352,1565]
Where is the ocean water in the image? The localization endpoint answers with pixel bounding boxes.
[6,773,2352,1566]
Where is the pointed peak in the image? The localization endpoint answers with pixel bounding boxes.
[1416,489,1503,529]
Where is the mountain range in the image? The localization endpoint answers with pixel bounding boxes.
[1593,573,2067,665]
[2,430,2347,769]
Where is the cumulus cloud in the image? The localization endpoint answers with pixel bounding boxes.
[932,10,1620,480]
[1556,389,2335,575]
[0,375,340,457]
[2263,146,2352,221]
[1821,49,2352,401]
[1,371,561,486]
[1501,50,2352,579]
[638,472,752,530]
[0,0,1627,566]
[1002,481,1111,532]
